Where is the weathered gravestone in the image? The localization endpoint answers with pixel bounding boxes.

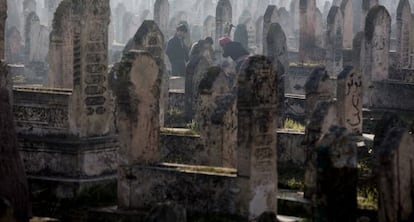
[341,0,354,49]
[197,67,236,168]
[376,127,414,222]
[299,0,317,61]
[48,0,73,89]
[361,0,379,30]
[215,0,232,50]
[263,5,279,55]
[267,23,288,128]
[315,126,358,222]
[204,15,216,41]
[114,3,126,43]
[255,16,263,53]
[337,66,363,135]
[325,6,344,77]
[303,101,338,200]
[154,0,169,37]
[361,5,391,105]
[237,56,278,219]
[352,32,364,71]
[0,0,6,59]
[25,12,49,63]
[69,0,113,137]
[314,8,325,49]
[114,50,161,166]
[5,27,23,64]
[396,0,412,69]
[0,87,31,222]
[234,24,248,50]
[123,20,167,127]
[373,112,407,149]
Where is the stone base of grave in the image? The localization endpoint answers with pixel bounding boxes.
[118,163,243,216]
[19,135,118,199]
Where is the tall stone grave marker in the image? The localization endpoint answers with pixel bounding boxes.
[154,0,169,37]
[0,0,6,59]
[237,56,278,219]
[325,6,344,77]
[263,5,279,55]
[337,66,363,135]
[215,0,232,50]
[299,0,317,61]
[341,0,354,49]
[396,0,412,68]
[204,15,216,40]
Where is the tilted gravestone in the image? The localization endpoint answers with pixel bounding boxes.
[325,6,344,77]
[337,66,363,135]
[376,127,414,222]
[197,66,236,168]
[48,0,73,89]
[237,55,278,219]
[315,126,358,222]
[267,23,288,128]
[114,50,162,166]
[396,0,412,69]
[69,0,113,137]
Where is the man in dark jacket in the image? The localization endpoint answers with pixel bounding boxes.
[219,36,250,73]
[166,24,189,76]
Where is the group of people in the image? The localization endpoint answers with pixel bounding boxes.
[165,23,251,85]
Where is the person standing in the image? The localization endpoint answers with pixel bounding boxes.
[166,24,189,76]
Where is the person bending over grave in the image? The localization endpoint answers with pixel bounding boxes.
[189,37,214,61]
[166,24,190,76]
[219,36,250,73]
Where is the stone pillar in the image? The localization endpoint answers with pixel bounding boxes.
[197,67,236,168]
[267,23,288,128]
[396,0,412,69]
[337,66,363,135]
[123,20,167,127]
[315,126,358,222]
[325,6,344,77]
[215,0,232,50]
[361,6,391,105]
[69,0,113,137]
[0,0,6,60]
[341,0,354,49]
[48,0,73,89]
[263,5,279,55]
[299,0,316,62]
[376,127,414,222]
[237,56,278,219]
[154,0,169,38]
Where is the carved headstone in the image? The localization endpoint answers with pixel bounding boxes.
[197,67,236,168]
[315,126,358,222]
[337,66,363,135]
[48,0,73,89]
[263,5,279,55]
[325,6,344,77]
[237,56,278,219]
[396,0,412,68]
[0,0,6,59]
[114,50,161,166]
[267,23,288,128]
[69,0,113,137]
[341,0,354,49]
[361,6,391,105]
[154,0,169,37]
[215,0,232,50]
[299,0,317,61]
[376,127,414,222]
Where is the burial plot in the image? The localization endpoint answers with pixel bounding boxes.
[48,0,74,89]
[237,56,278,219]
[325,6,344,77]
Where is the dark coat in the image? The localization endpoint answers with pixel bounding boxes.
[166,35,189,76]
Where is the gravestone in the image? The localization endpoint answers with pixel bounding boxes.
[0,87,31,222]
[314,8,324,49]
[215,0,232,50]
[25,12,49,63]
[341,0,354,49]
[361,0,379,30]
[255,16,264,53]
[376,127,414,222]
[373,113,407,150]
[352,32,364,70]
[114,3,126,43]
[278,7,292,40]
[5,26,23,64]
[203,15,216,40]
[303,101,338,200]
[325,6,344,77]
[361,6,391,105]
[123,20,167,127]
[315,126,358,222]
[237,56,278,219]
[0,0,6,59]
[154,0,169,37]
[267,23,288,128]
[48,0,73,89]
[45,0,62,27]
[243,18,256,53]
[337,66,363,135]
[114,50,161,166]
[299,0,317,61]
[234,24,248,50]
[323,1,331,19]
[396,0,412,68]
[197,67,236,168]
[290,0,300,34]
[122,12,135,44]
[69,0,113,137]
[263,5,279,55]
